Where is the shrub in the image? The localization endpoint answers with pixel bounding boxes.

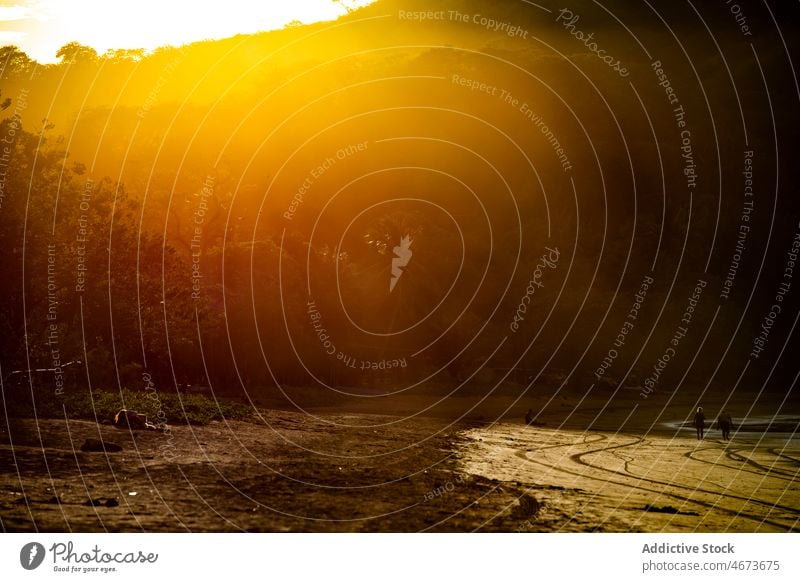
[3,387,252,425]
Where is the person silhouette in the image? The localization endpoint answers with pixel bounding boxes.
[694,406,706,440]
[717,409,733,441]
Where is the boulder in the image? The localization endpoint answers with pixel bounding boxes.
[113,409,158,431]
[84,497,119,507]
[80,438,123,453]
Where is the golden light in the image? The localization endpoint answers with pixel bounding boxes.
[0,0,374,62]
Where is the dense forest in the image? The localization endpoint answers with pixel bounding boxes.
[1,0,799,413]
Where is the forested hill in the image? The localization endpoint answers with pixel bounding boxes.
[1,0,798,405]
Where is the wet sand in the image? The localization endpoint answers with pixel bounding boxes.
[457,423,800,532]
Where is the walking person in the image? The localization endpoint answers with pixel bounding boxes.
[717,409,733,441]
[525,408,534,426]
[694,406,706,440]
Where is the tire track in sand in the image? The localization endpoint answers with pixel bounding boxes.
[511,435,798,529]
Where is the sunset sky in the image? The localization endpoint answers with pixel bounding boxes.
[0,0,373,62]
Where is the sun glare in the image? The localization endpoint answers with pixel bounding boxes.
[0,0,374,62]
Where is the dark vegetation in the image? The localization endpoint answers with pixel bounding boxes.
[1,0,798,421]
[4,385,252,425]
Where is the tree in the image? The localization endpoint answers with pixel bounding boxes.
[102,48,146,62]
[55,42,98,65]
[0,45,35,78]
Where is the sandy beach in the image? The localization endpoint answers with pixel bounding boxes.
[457,423,800,532]
[0,412,519,532]
[2,409,797,532]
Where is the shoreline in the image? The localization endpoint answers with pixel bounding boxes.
[1,408,797,532]
[457,423,800,532]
